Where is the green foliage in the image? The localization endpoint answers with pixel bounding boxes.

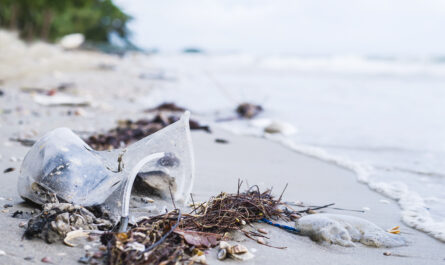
[0,0,131,44]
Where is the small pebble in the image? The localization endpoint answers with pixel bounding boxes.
[383,252,391,256]
[92,251,103,259]
[258,228,268,234]
[215,138,229,144]
[24,256,33,261]
[3,203,13,208]
[78,256,90,264]
[19,221,27,228]
[41,256,53,263]
[3,167,14,173]
[1,209,9,213]
[141,197,154,203]
[87,235,96,241]
[307,209,316,214]
[98,245,107,251]
[0,249,6,256]
[84,245,92,251]
[290,214,301,220]
[256,238,266,245]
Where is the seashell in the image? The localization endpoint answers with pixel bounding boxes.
[256,238,266,245]
[290,214,301,220]
[258,228,268,234]
[219,241,230,250]
[264,120,297,135]
[230,252,254,261]
[217,248,227,260]
[228,244,248,255]
[64,230,89,247]
[189,254,207,264]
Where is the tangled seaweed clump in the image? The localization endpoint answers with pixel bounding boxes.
[101,184,289,265]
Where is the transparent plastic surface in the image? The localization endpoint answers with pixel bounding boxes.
[18,112,195,222]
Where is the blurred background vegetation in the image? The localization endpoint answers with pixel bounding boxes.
[0,0,135,51]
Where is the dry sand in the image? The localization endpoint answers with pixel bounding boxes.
[0,31,444,264]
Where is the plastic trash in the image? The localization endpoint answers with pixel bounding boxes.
[18,112,195,230]
[295,213,406,247]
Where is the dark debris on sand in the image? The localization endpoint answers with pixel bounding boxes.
[144,102,186,113]
[236,102,263,119]
[101,182,294,265]
[86,104,210,151]
[24,203,112,244]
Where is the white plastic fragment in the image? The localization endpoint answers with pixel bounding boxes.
[33,94,90,106]
[295,214,406,248]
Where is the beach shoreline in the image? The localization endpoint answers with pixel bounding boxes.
[0,31,444,264]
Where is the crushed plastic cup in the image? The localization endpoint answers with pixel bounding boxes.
[18,112,195,230]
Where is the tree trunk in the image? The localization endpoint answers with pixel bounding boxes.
[9,3,18,29]
[41,9,53,41]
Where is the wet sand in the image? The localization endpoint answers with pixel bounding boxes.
[0,31,444,264]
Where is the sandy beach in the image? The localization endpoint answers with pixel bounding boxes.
[0,33,444,264]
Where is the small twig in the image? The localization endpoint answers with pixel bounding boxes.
[330,207,365,213]
[278,183,288,203]
[237,179,243,196]
[242,230,286,249]
[189,193,197,213]
[169,185,177,210]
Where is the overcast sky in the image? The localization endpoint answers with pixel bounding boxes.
[115,0,445,55]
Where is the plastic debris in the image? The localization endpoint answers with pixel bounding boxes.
[295,214,406,247]
[33,93,90,107]
[18,112,195,228]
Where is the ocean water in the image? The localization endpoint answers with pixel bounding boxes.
[140,53,445,242]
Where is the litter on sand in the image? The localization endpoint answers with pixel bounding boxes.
[18,112,195,230]
[16,107,406,264]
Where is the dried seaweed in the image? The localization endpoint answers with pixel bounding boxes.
[103,182,289,265]
[85,111,209,151]
[144,103,187,113]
